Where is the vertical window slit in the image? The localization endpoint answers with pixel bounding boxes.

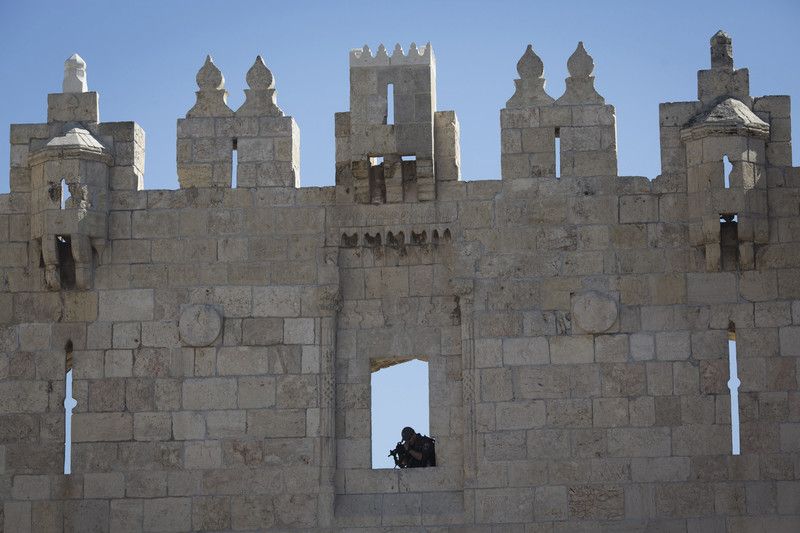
[64,340,76,474]
[554,128,561,178]
[723,155,732,188]
[61,180,69,209]
[386,83,394,125]
[231,138,238,188]
[727,324,740,455]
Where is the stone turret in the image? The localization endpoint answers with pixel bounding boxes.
[661,31,781,271]
[335,43,461,204]
[11,55,145,290]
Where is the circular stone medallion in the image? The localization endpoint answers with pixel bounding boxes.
[179,304,222,347]
[572,291,618,334]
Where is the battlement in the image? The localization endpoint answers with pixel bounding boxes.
[349,42,434,67]
[0,31,799,533]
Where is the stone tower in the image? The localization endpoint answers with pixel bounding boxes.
[335,43,460,204]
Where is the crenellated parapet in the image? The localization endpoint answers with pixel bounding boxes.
[177,56,300,189]
[349,42,435,67]
[336,43,460,205]
[501,42,618,180]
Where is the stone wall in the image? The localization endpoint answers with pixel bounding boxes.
[0,34,798,532]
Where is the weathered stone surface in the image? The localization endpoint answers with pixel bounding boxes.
[572,291,618,333]
[1,34,799,532]
[179,304,222,346]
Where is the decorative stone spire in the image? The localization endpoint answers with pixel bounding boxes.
[236,56,283,117]
[710,30,733,70]
[506,45,554,107]
[186,56,233,118]
[696,30,750,105]
[63,53,87,93]
[556,42,604,105]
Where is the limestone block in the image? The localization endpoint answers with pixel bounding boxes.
[502,337,549,365]
[88,379,125,412]
[172,411,205,440]
[133,347,169,378]
[595,334,629,363]
[568,485,624,520]
[72,412,132,442]
[601,363,647,397]
[550,335,594,364]
[655,332,691,360]
[131,210,179,239]
[532,485,566,521]
[593,397,629,427]
[547,399,591,428]
[514,366,571,399]
[687,273,737,304]
[133,412,171,440]
[620,195,658,223]
[204,411,246,439]
[247,409,306,438]
[11,475,51,500]
[142,498,191,532]
[476,487,534,523]
[568,195,618,225]
[47,92,99,122]
[183,378,237,410]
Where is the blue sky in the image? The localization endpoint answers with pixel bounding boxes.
[1,0,798,193]
[2,1,790,469]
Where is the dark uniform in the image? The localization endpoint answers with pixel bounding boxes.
[401,426,436,468]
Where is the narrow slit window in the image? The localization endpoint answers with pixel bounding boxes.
[61,180,69,209]
[720,215,738,271]
[370,358,429,468]
[723,156,733,188]
[386,83,394,125]
[554,129,561,177]
[64,340,76,474]
[727,325,740,455]
[231,138,238,188]
[56,235,76,289]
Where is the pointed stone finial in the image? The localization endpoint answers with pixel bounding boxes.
[246,56,274,90]
[392,44,404,58]
[517,45,544,80]
[409,42,419,56]
[566,42,594,78]
[556,42,604,105]
[186,55,232,118]
[710,30,733,70]
[236,56,283,117]
[196,55,225,90]
[506,45,553,107]
[63,53,87,93]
